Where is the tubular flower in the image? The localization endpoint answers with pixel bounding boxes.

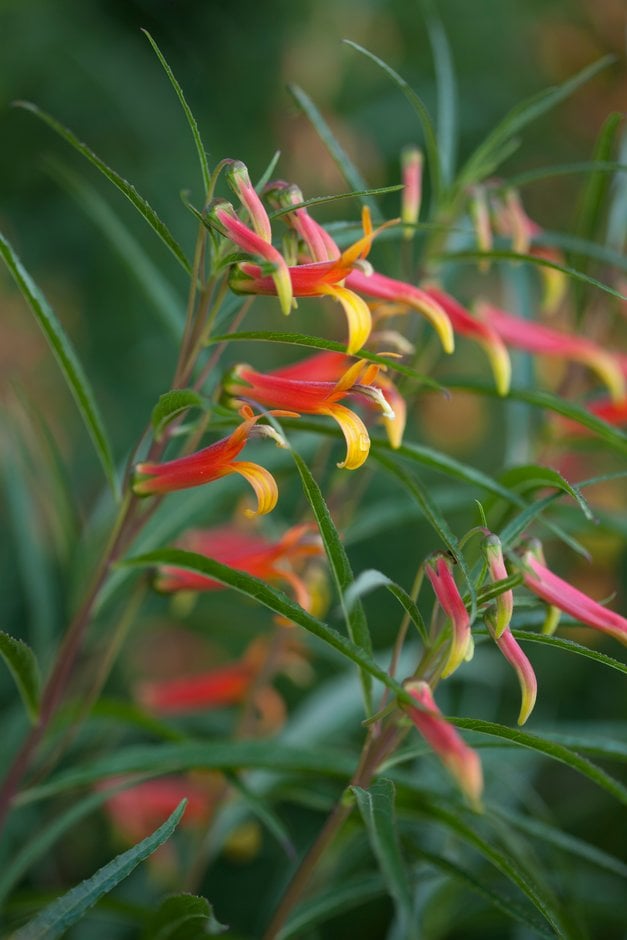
[402,680,483,808]
[425,554,473,678]
[346,269,455,355]
[486,614,537,725]
[477,301,626,403]
[153,523,323,611]
[229,206,392,354]
[225,159,272,243]
[138,661,254,713]
[133,405,293,516]
[258,350,406,449]
[264,179,455,355]
[401,145,423,238]
[482,533,514,638]
[520,545,627,647]
[423,286,511,395]
[209,200,294,316]
[226,357,396,470]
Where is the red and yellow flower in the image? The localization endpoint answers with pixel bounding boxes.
[133,405,294,516]
[520,542,627,647]
[425,553,473,678]
[153,522,323,612]
[402,680,483,808]
[225,355,397,470]
[477,301,625,402]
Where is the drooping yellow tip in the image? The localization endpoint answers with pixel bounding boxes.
[320,284,372,355]
[480,336,512,396]
[324,403,371,470]
[230,461,279,516]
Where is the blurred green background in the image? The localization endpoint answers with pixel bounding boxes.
[0,0,625,936]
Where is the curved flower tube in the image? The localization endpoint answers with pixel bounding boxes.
[520,545,627,647]
[477,301,625,403]
[425,554,472,678]
[264,180,454,354]
[153,523,322,611]
[423,286,511,395]
[486,615,537,725]
[229,208,392,354]
[133,405,294,516]
[402,680,483,808]
[260,350,406,449]
[226,357,396,470]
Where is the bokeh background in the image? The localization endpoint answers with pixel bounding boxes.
[0,0,625,937]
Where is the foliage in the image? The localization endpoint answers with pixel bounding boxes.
[0,5,625,939]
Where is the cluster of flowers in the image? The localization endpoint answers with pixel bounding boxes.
[110,157,626,835]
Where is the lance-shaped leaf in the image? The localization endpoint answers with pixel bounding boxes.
[0,631,41,724]
[353,779,418,939]
[12,800,187,939]
[14,101,190,274]
[142,894,228,939]
[151,389,204,441]
[291,449,373,714]
[0,232,118,497]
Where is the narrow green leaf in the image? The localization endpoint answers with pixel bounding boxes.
[512,630,627,676]
[342,40,442,206]
[408,799,568,935]
[0,231,119,496]
[445,380,627,455]
[47,159,184,337]
[409,844,555,938]
[12,800,187,939]
[14,101,191,273]
[151,389,204,441]
[0,781,144,906]
[493,806,627,881]
[451,718,627,804]
[498,464,593,520]
[505,159,627,190]
[143,894,228,939]
[537,229,627,275]
[459,55,615,187]
[0,631,41,724]
[571,113,623,305]
[353,779,418,939]
[371,450,477,620]
[1,419,58,656]
[19,741,358,804]
[277,874,386,940]
[255,150,282,192]
[142,30,211,197]
[206,330,441,388]
[120,548,412,708]
[345,569,428,642]
[288,84,379,218]
[227,774,295,859]
[436,248,627,302]
[421,0,457,185]
[269,185,404,219]
[291,449,373,713]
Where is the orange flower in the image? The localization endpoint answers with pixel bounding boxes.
[133,405,293,516]
[226,356,396,470]
[154,523,323,611]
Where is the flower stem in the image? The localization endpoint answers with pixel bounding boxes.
[261,722,401,940]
